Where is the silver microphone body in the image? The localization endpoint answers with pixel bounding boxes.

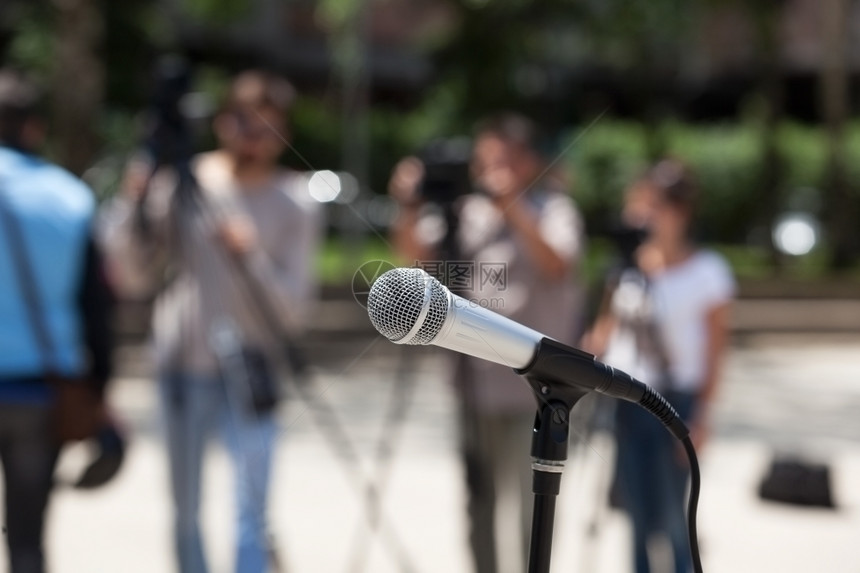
[432,290,541,369]
[367,267,542,369]
[367,267,689,441]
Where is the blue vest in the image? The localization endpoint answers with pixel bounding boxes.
[0,147,95,400]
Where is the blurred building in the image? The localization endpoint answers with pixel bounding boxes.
[1,0,857,121]
[153,0,860,122]
[163,0,446,107]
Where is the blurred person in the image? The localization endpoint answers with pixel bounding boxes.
[581,173,659,354]
[99,70,321,573]
[585,160,735,573]
[0,69,113,573]
[388,114,584,573]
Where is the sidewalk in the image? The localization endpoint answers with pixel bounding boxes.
[3,333,860,572]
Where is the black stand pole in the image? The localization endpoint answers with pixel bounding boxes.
[525,383,588,573]
[528,464,561,573]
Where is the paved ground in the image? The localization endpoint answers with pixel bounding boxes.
[3,332,860,573]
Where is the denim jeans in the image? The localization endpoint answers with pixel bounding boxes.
[614,390,697,573]
[0,402,60,573]
[159,372,277,573]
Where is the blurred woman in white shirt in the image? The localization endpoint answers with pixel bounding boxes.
[586,158,735,573]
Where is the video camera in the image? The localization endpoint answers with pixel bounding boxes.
[417,137,472,206]
[608,222,649,270]
[143,56,195,169]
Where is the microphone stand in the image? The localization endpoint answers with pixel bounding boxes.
[516,336,633,573]
[516,336,691,573]
[522,371,589,573]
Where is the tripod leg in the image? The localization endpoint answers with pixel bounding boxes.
[347,346,418,573]
[290,373,418,573]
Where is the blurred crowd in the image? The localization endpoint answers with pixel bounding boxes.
[0,65,733,573]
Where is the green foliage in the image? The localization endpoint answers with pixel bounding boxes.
[287,98,342,174]
[663,121,763,241]
[316,0,362,30]
[564,119,855,244]
[288,94,462,193]
[6,2,54,76]
[566,119,649,215]
[777,123,827,192]
[841,123,860,190]
[180,0,251,25]
[316,236,396,286]
[103,0,155,108]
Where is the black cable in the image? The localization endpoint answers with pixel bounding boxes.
[682,435,703,573]
[634,385,704,573]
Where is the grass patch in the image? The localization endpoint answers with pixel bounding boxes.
[316,236,398,285]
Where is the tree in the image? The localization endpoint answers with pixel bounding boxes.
[51,0,104,176]
[747,0,785,268]
[820,0,856,269]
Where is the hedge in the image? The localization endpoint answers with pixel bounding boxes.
[563,120,858,244]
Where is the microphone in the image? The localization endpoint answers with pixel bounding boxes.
[367,267,688,440]
[367,267,703,573]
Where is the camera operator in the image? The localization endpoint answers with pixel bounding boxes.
[388,113,585,573]
[100,70,321,573]
[583,161,734,573]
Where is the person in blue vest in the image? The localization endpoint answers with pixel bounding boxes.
[0,69,113,573]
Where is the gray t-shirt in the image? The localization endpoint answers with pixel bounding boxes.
[99,153,322,375]
[419,186,584,414]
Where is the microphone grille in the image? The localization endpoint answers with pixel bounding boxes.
[367,267,449,344]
